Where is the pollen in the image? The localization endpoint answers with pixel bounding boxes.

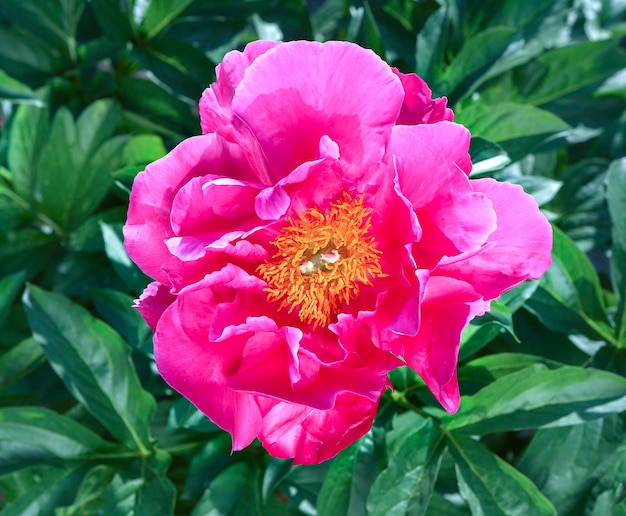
[257,193,385,328]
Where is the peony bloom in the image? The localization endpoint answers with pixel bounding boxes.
[124,40,552,464]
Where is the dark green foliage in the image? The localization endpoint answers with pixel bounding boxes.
[1,0,625,513]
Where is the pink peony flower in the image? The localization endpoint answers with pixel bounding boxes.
[124,40,552,464]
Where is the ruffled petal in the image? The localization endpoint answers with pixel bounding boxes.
[387,124,495,267]
[392,68,454,125]
[133,281,175,332]
[154,280,265,450]
[231,41,404,183]
[199,40,280,135]
[438,179,553,299]
[258,391,382,464]
[401,275,489,413]
[123,134,255,283]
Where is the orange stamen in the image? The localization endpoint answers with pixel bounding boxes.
[257,193,385,327]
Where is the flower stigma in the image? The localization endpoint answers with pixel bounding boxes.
[258,194,385,328]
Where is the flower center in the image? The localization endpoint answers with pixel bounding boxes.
[257,194,385,328]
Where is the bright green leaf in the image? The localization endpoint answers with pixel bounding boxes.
[0,407,115,475]
[517,416,625,514]
[1,465,90,516]
[317,435,377,516]
[458,353,561,384]
[526,226,614,343]
[455,102,570,144]
[22,285,155,451]
[441,27,516,101]
[191,461,259,516]
[442,365,626,434]
[449,433,556,516]
[0,69,41,104]
[7,103,49,202]
[367,419,445,516]
[513,38,626,106]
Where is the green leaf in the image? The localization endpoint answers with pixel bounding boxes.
[458,301,517,362]
[54,465,116,516]
[92,288,151,353]
[191,461,259,516]
[586,442,626,515]
[135,37,215,101]
[101,222,151,295]
[142,0,194,40]
[367,419,445,516]
[513,38,626,106]
[440,27,516,101]
[442,365,626,434]
[458,321,502,362]
[455,102,570,144]
[0,337,45,390]
[100,474,144,515]
[22,285,155,451]
[0,227,56,278]
[0,69,41,104]
[317,434,377,516]
[0,407,114,475]
[183,434,234,500]
[0,270,26,322]
[517,416,625,514]
[607,158,626,347]
[550,159,610,252]
[415,6,447,84]
[458,353,561,385]
[0,176,29,231]
[7,103,49,202]
[508,176,562,207]
[525,226,614,343]
[37,101,125,231]
[167,397,220,433]
[448,433,556,516]
[469,137,511,176]
[1,465,90,516]
[121,134,167,167]
[122,449,176,516]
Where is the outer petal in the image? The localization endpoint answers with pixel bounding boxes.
[199,40,280,135]
[392,68,454,125]
[402,275,490,413]
[258,391,382,464]
[387,124,495,267]
[133,281,175,332]
[231,41,404,183]
[123,134,255,283]
[154,279,265,450]
[439,179,553,299]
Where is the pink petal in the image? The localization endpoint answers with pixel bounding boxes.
[133,281,175,331]
[199,40,280,135]
[438,179,553,299]
[387,124,495,267]
[392,68,454,125]
[231,41,404,183]
[402,275,489,413]
[123,134,255,283]
[154,281,264,450]
[258,391,382,464]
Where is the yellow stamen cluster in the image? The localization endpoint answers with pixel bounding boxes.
[257,194,385,327]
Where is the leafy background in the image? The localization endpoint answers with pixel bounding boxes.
[1,0,625,514]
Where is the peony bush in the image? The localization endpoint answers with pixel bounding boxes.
[3,2,626,513]
[124,40,552,463]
